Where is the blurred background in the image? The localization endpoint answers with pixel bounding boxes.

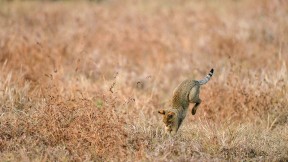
[0,0,287,161]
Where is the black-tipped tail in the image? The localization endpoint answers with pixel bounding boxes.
[209,69,214,76]
[198,68,214,85]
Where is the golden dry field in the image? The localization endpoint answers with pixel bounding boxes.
[0,0,288,161]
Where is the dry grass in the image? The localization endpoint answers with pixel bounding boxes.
[0,0,288,161]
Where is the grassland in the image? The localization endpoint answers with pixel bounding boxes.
[0,0,288,161]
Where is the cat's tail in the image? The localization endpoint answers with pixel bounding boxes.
[198,69,214,85]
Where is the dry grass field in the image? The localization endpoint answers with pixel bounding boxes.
[0,0,288,161]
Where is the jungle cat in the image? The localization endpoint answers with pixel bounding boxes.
[158,69,214,135]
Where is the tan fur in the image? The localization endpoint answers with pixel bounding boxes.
[158,69,213,135]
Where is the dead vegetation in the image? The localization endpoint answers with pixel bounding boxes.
[0,0,287,161]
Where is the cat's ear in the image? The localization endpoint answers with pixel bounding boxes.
[167,112,175,118]
[158,110,166,115]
